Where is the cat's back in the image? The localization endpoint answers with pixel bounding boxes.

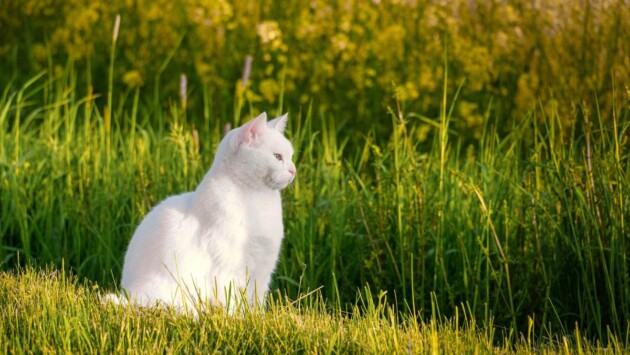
[121,192,195,286]
[124,192,195,256]
[139,192,193,232]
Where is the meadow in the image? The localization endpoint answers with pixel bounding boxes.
[1,0,630,352]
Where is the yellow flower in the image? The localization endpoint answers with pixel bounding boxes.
[415,124,431,143]
[195,61,213,83]
[331,33,349,52]
[31,43,48,64]
[374,25,406,60]
[259,79,279,103]
[257,21,281,44]
[122,70,145,88]
[395,82,419,102]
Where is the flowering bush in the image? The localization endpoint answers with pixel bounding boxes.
[1,0,628,137]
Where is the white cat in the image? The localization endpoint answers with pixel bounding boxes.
[107,112,296,313]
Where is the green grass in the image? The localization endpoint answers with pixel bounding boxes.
[1,266,626,353]
[1,68,629,350]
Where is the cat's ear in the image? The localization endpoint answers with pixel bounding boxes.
[238,112,268,145]
[268,113,288,133]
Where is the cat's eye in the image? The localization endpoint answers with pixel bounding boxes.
[274,153,283,161]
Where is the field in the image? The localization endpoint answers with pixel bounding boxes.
[1,0,630,353]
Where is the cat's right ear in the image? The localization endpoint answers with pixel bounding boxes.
[238,112,268,145]
[268,113,288,133]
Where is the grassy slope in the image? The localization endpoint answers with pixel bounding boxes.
[1,267,624,354]
[1,71,629,347]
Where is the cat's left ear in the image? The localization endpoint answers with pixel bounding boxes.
[268,113,288,133]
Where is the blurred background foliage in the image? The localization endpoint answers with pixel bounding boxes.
[1,0,628,140]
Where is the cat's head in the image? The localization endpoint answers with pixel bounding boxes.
[220,112,296,191]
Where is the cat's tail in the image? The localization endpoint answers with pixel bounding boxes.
[101,292,128,306]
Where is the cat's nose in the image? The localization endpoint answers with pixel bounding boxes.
[288,166,296,176]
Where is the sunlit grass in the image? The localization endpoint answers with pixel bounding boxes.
[2,266,626,353]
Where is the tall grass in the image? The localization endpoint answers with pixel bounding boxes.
[0,69,629,343]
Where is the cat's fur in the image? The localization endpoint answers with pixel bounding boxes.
[108,112,295,312]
